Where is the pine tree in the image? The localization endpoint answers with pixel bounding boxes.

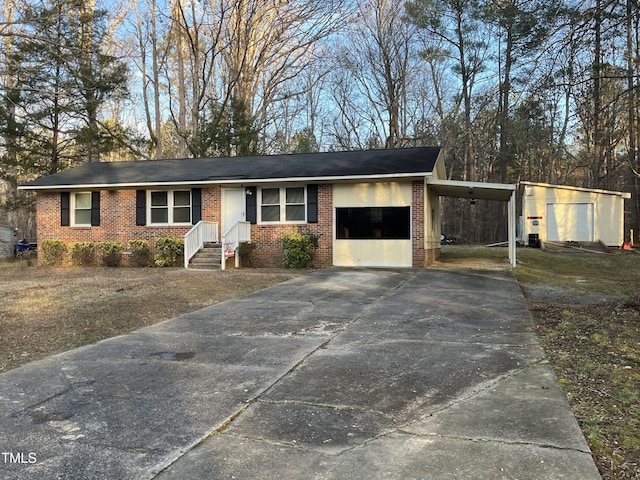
[11,0,128,172]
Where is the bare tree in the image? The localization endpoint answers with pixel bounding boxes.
[336,0,419,149]
[132,0,168,158]
[129,0,343,157]
[268,46,332,153]
[625,0,639,238]
[406,0,489,181]
[329,63,373,150]
[164,0,230,157]
[218,0,347,152]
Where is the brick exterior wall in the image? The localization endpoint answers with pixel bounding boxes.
[35,181,429,268]
[424,246,441,265]
[241,184,333,268]
[411,180,426,268]
[35,184,335,269]
[36,189,204,249]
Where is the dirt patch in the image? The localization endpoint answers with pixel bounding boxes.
[520,283,618,306]
[433,255,511,270]
[0,264,302,372]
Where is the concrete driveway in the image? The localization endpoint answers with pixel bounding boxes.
[0,268,600,479]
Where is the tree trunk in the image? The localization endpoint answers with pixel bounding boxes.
[173,0,188,157]
[152,5,163,160]
[79,0,101,163]
[626,0,638,241]
[592,0,604,188]
[1,0,19,226]
[135,0,164,159]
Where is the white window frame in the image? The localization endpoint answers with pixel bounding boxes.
[147,190,192,226]
[71,192,92,227]
[258,186,307,224]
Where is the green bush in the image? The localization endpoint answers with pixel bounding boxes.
[70,242,97,266]
[40,239,67,266]
[128,240,153,267]
[154,236,184,267]
[282,231,315,268]
[98,241,123,267]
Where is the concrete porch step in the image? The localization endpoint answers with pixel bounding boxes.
[194,251,221,259]
[189,246,222,269]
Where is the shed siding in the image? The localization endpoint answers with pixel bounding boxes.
[522,184,626,246]
[546,203,594,242]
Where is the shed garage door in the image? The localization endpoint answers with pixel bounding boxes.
[546,203,594,242]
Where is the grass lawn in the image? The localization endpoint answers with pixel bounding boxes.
[0,264,301,371]
[2,248,639,479]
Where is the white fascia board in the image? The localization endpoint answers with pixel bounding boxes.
[520,181,631,198]
[428,179,516,190]
[18,172,434,191]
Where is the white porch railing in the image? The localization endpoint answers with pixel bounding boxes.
[221,221,251,270]
[184,221,219,268]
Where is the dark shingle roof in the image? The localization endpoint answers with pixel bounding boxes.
[20,147,441,189]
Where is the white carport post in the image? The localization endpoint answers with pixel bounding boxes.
[508,190,516,267]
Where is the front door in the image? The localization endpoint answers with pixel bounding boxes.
[222,188,246,235]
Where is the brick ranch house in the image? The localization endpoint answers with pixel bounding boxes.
[19,147,518,268]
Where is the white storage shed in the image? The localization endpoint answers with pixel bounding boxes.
[521,182,631,247]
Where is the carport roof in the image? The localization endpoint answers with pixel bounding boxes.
[19,147,442,190]
[427,179,516,201]
[428,179,518,267]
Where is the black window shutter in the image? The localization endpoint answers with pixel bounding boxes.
[61,192,70,226]
[136,190,146,226]
[91,191,101,226]
[246,187,257,224]
[192,188,202,224]
[307,184,318,224]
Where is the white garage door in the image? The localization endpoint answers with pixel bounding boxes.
[546,203,594,242]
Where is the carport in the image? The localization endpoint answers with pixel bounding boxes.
[427,179,517,267]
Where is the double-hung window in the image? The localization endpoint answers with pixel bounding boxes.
[149,190,192,225]
[259,186,306,223]
[72,192,92,226]
[61,191,99,227]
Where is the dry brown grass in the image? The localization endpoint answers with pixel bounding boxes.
[0,262,301,372]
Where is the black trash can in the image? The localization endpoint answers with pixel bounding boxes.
[528,234,540,248]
